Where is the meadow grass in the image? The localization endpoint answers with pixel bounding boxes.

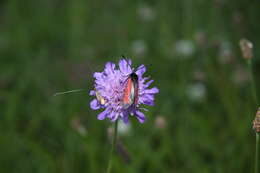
[0,0,259,172]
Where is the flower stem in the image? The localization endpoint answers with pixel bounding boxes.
[247,60,258,106]
[255,133,259,173]
[106,120,118,173]
[247,59,259,173]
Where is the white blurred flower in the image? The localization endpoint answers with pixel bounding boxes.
[187,83,206,101]
[131,40,147,56]
[118,120,132,136]
[175,40,195,57]
[137,4,156,22]
[154,116,167,129]
[219,40,234,64]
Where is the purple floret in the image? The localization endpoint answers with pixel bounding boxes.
[90,58,159,123]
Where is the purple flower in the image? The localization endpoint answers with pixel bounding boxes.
[90,58,159,123]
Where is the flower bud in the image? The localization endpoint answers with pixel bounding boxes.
[239,38,253,60]
[253,108,260,133]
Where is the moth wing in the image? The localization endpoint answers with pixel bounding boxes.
[123,78,134,108]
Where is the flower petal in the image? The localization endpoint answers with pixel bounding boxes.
[127,59,132,66]
[135,111,146,123]
[122,110,130,124]
[136,64,146,76]
[111,114,119,122]
[93,72,103,79]
[104,62,116,75]
[144,87,159,94]
[119,59,132,74]
[108,111,116,120]
[122,115,129,124]
[89,90,95,96]
[142,99,154,106]
[90,99,100,110]
[139,94,155,106]
[144,80,154,88]
[97,108,110,120]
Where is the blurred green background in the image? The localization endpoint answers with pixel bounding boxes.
[1,0,260,172]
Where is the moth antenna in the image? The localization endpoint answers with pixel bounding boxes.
[121,56,134,73]
[53,89,85,96]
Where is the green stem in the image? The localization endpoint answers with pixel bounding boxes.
[106,120,118,173]
[256,133,259,173]
[247,60,258,106]
[247,59,259,173]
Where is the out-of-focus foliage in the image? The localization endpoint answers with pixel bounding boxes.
[1,0,260,172]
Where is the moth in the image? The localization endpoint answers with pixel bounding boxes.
[122,72,139,109]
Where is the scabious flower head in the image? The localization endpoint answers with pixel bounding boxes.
[90,58,159,123]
